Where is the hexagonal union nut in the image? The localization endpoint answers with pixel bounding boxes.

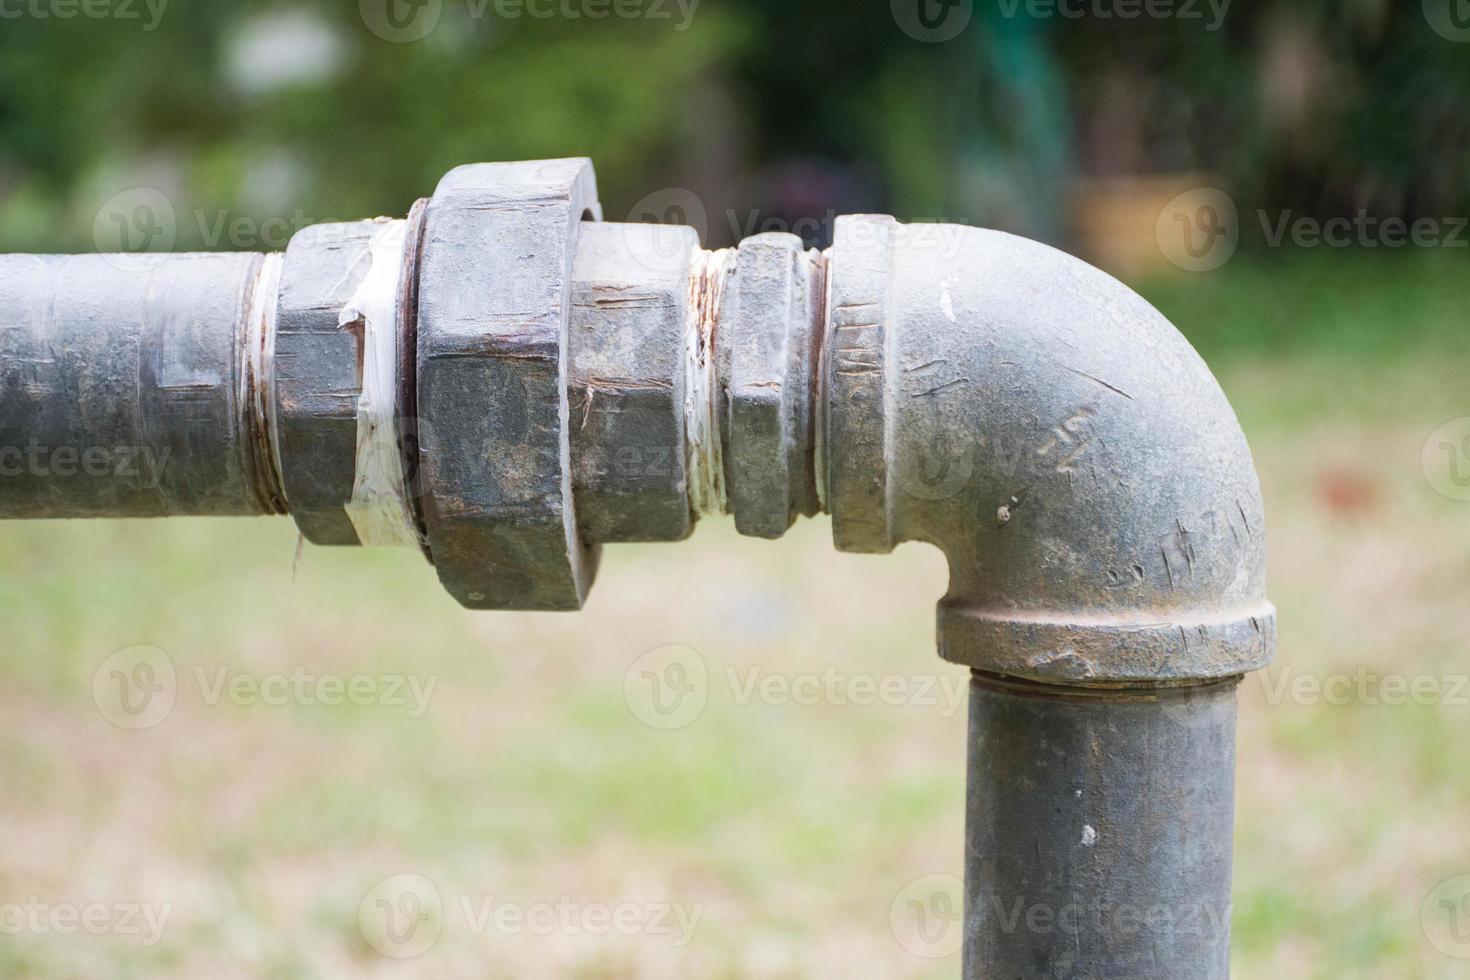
[274,220,385,546]
[719,232,823,538]
[569,221,699,543]
[415,159,602,610]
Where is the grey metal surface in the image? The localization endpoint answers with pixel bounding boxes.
[394,196,432,549]
[965,672,1238,979]
[568,221,697,543]
[818,218,1276,684]
[0,251,275,518]
[821,214,896,553]
[274,220,381,545]
[718,232,822,538]
[415,159,602,609]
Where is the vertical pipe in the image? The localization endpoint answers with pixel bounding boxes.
[964,671,1238,979]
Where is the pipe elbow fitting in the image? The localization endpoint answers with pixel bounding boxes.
[820,217,1276,685]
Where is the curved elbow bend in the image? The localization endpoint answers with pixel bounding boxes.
[820,218,1276,686]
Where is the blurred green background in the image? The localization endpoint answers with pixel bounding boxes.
[2,1,1470,977]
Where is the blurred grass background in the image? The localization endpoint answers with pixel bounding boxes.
[2,1,1470,977]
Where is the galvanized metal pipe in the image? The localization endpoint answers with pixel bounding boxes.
[0,252,278,517]
[0,159,1275,978]
[965,672,1238,978]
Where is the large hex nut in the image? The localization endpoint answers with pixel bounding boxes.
[719,233,822,538]
[568,222,699,543]
[274,220,382,545]
[416,160,601,610]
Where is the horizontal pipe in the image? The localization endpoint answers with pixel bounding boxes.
[0,252,280,518]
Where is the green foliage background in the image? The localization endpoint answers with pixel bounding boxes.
[1,0,1466,254]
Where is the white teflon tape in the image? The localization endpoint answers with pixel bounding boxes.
[341,219,419,547]
[245,251,288,511]
[685,246,734,516]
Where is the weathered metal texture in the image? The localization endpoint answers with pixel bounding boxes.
[796,220,1275,978]
[274,220,382,545]
[0,252,276,518]
[819,218,1276,683]
[965,672,1238,979]
[717,233,823,538]
[0,168,1281,980]
[394,197,433,549]
[415,159,602,609]
[568,222,697,543]
[821,215,895,553]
